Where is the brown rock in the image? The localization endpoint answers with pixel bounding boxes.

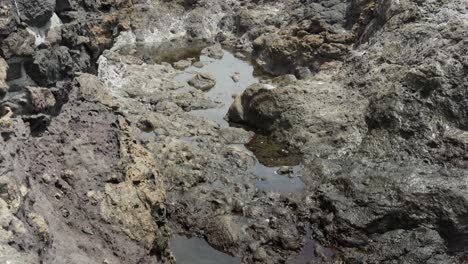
[101,117,165,250]
[325,32,354,44]
[26,87,56,113]
[303,34,324,48]
[318,43,348,59]
[76,73,120,109]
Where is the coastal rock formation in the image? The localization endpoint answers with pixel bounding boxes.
[0,0,467,263]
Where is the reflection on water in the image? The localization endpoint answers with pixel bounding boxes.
[251,163,305,193]
[174,50,259,127]
[171,235,240,264]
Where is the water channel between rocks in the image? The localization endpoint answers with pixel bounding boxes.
[168,50,307,263]
[174,50,305,193]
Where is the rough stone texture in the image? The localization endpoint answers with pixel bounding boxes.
[26,86,56,113]
[0,57,9,81]
[24,46,77,87]
[0,77,167,263]
[0,57,7,98]
[225,0,468,262]
[201,43,224,59]
[0,0,467,263]
[101,116,166,250]
[1,29,35,59]
[173,59,192,70]
[96,0,468,263]
[0,4,17,39]
[75,73,119,109]
[17,0,55,27]
[97,48,308,263]
[228,73,366,157]
[0,1,170,263]
[187,72,216,91]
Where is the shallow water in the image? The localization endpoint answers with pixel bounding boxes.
[174,50,305,193]
[246,133,302,167]
[174,50,258,127]
[171,235,240,264]
[252,163,305,193]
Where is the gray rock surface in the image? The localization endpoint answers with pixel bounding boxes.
[173,59,192,70]
[201,43,224,59]
[225,0,468,262]
[0,0,467,263]
[187,72,216,91]
[17,0,55,27]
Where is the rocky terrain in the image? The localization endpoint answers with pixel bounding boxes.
[0,0,467,263]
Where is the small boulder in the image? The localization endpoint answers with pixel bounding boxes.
[253,247,267,261]
[234,52,246,59]
[24,46,75,86]
[277,166,293,175]
[17,0,55,27]
[228,83,282,131]
[294,67,311,80]
[193,61,204,68]
[26,87,56,113]
[187,72,216,91]
[1,29,36,59]
[201,43,224,59]
[76,73,119,109]
[231,72,240,83]
[219,127,254,144]
[173,59,192,70]
[0,106,13,129]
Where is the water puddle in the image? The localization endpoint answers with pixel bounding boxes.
[245,134,305,192]
[251,163,305,193]
[173,49,305,193]
[171,235,240,264]
[174,50,258,127]
[246,134,302,167]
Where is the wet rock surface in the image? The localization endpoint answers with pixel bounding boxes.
[187,72,216,91]
[0,0,467,263]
